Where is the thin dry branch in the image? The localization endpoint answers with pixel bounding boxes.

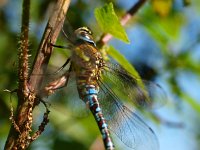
[28,0,70,92]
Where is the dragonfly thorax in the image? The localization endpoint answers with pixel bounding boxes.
[72,41,103,100]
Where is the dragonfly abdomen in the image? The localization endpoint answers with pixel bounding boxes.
[83,85,115,150]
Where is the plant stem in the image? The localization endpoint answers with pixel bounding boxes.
[28,0,71,92]
[5,0,31,149]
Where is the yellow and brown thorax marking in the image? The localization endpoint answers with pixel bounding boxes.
[72,42,104,98]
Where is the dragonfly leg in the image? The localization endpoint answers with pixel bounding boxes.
[52,58,71,74]
[50,43,69,49]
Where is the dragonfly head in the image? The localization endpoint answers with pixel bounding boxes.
[74,27,96,47]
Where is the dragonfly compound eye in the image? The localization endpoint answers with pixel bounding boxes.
[75,27,96,46]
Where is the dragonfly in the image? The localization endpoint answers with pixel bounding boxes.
[37,27,165,150]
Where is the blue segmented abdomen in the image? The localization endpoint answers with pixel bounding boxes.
[83,85,115,150]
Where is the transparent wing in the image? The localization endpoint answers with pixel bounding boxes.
[100,63,166,109]
[57,75,90,118]
[49,84,90,118]
[94,63,164,149]
[30,68,89,118]
[29,61,71,96]
[98,80,159,150]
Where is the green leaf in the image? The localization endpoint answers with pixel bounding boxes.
[94,2,130,43]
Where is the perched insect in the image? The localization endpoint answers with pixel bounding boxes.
[37,27,165,150]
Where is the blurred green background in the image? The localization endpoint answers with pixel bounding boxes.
[1,0,200,150]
